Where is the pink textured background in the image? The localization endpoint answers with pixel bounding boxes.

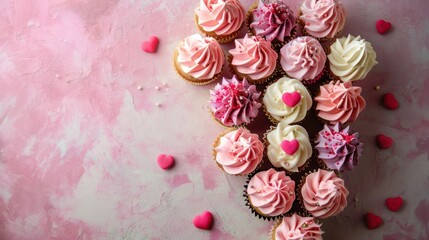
[1,0,429,239]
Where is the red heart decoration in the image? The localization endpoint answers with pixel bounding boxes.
[376,19,392,34]
[376,134,393,149]
[193,211,214,230]
[364,213,383,230]
[282,91,301,107]
[141,36,159,53]
[382,93,399,110]
[386,196,403,212]
[281,139,299,155]
[157,154,175,170]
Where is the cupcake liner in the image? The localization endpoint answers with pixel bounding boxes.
[227,55,278,85]
[173,47,222,85]
[210,110,249,129]
[194,14,241,44]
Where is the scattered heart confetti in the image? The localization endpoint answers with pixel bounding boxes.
[376,20,392,34]
[382,93,399,110]
[193,211,214,230]
[364,213,383,230]
[376,134,393,149]
[386,196,403,212]
[157,154,175,170]
[281,139,299,155]
[141,36,159,53]
[282,91,301,107]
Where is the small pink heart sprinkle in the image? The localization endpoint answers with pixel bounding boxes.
[157,154,174,170]
[376,20,392,35]
[193,211,214,230]
[282,91,301,107]
[281,139,299,155]
[141,36,159,53]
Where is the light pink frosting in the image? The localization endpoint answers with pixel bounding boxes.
[280,36,326,81]
[315,81,366,124]
[215,128,264,175]
[247,169,296,217]
[299,0,346,38]
[274,214,324,240]
[195,0,245,35]
[177,34,224,80]
[229,34,278,80]
[301,169,348,218]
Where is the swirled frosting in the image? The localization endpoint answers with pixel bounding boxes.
[299,0,346,39]
[328,34,378,82]
[214,128,264,175]
[274,214,324,240]
[280,36,326,81]
[247,169,296,217]
[209,76,262,126]
[229,34,278,81]
[177,34,224,80]
[301,169,349,218]
[195,0,245,36]
[267,122,312,172]
[250,0,296,42]
[315,81,366,124]
[315,123,363,171]
[263,77,312,124]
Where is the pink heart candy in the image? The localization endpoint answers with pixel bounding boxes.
[281,139,299,155]
[141,36,159,53]
[376,20,392,34]
[193,211,214,230]
[282,92,301,107]
[156,154,174,170]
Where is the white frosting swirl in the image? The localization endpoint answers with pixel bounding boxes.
[263,77,312,124]
[267,122,312,172]
[328,34,378,82]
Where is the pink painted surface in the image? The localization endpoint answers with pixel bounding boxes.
[0,0,428,239]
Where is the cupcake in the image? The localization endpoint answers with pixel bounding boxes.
[314,81,366,124]
[174,34,224,85]
[248,0,297,49]
[213,128,264,175]
[229,35,278,84]
[270,214,324,240]
[299,0,346,40]
[280,36,326,84]
[195,0,246,44]
[209,76,262,127]
[315,123,363,171]
[263,77,312,124]
[301,169,349,218]
[266,122,312,172]
[246,169,296,218]
[328,34,378,82]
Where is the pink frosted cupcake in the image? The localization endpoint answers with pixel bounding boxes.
[195,0,246,44]
[229,35,278,84]
[314,81,366,124]
[280,36,326,84]
[209,76,262,127]
[315,123,363,171]
[299,0,346,40]
[246,169,296,219]
[270,214,324,240]
[213,128,264,175]
[301,169,349,218]
[174,34,224,85]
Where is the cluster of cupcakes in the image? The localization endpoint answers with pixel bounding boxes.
[174,0,377,238]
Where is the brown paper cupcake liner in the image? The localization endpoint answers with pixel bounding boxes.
[194,14,241,44]
[227,55,278,85]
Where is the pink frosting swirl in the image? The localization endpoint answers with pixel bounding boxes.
[315,81,366,124]
[195,0,245,35]
[301,169,349,218]
[274,214,324,240]
[299,0,346,38]
[177,34,224,80]
[247,169,296,217]
[280,36,326,81]
[214,128,264,175]
[209,76,262,126]
[229,35,278,80]
[250,0,296,42]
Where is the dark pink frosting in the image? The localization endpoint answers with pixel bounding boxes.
[209,76,261,126]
